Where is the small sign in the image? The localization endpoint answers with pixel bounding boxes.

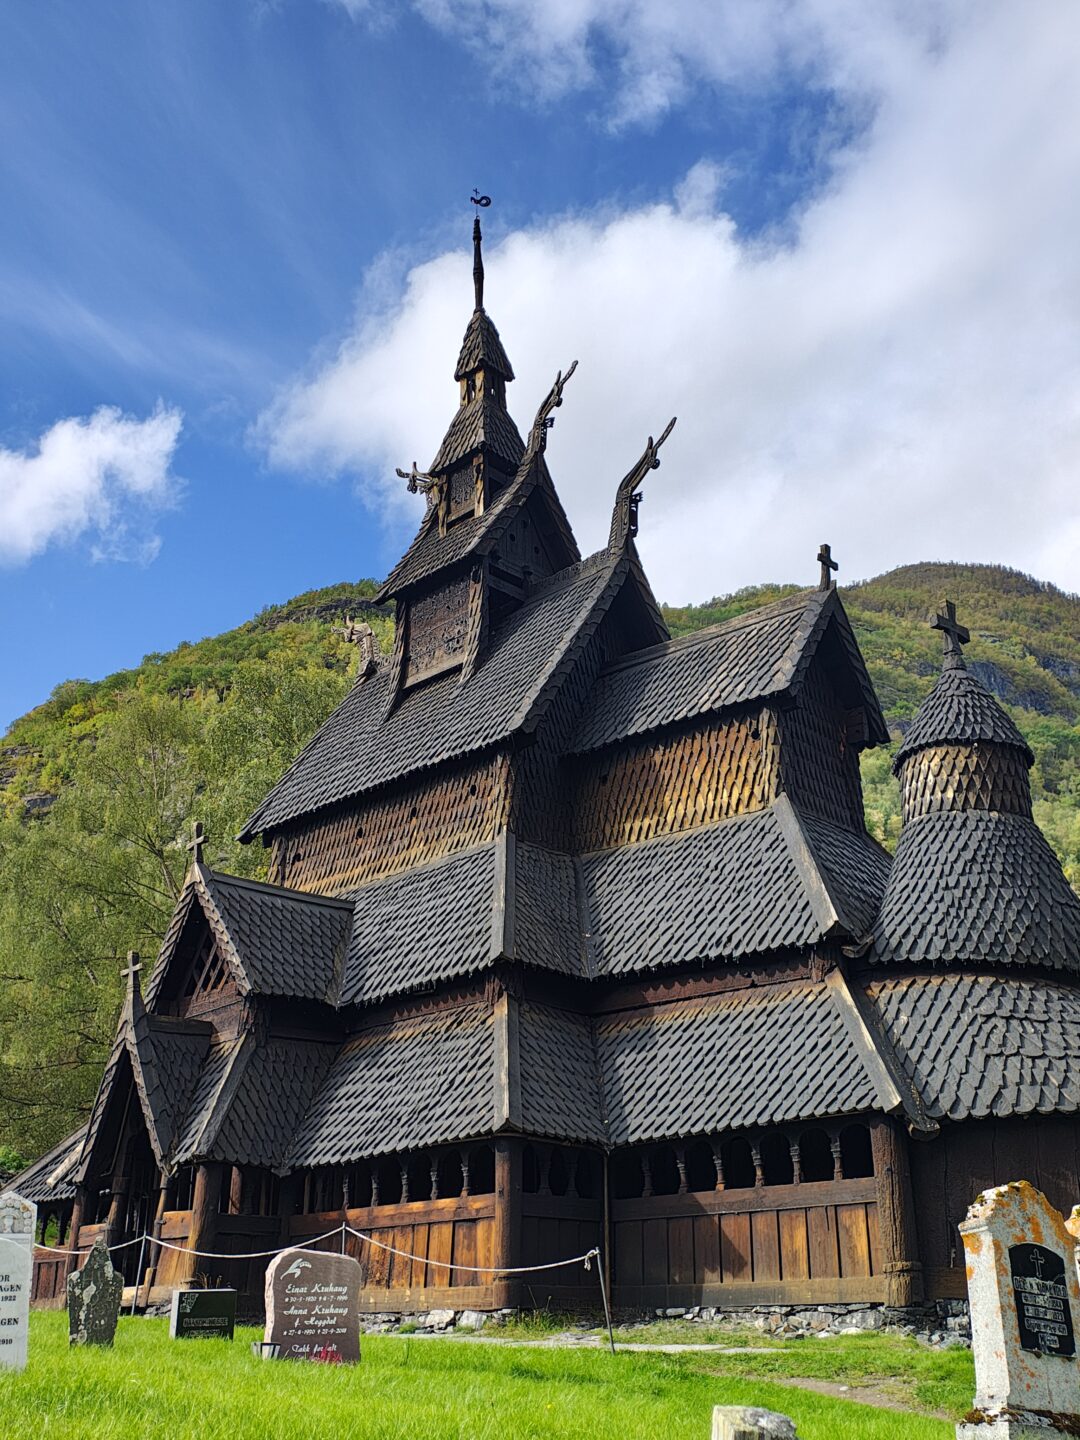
[1010,1243,1076,1357]
[169,1287,237,1340]
[264,1249,361,1363]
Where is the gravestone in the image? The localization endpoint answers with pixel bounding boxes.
[264,1249,361,1363]
[169,1287,237,1340]
[67,1237,123,1346]
[0,1192,35,1372]
[957,1181,1080,1440]
[712,1407,800,1439]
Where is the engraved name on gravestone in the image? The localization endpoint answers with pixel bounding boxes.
[0,1192,36,1373]
[169,1288,237,1341]
[264,1249,361,1363]
[67,1237,123,1347]
[957,1181,1080,1440]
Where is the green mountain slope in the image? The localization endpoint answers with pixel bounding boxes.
[1,561,1076,1160]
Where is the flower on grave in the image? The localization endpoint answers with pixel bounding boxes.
[311,1344,343,1364]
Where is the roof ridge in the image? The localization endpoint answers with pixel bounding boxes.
[595,588,822,678]
[201,867,354,910]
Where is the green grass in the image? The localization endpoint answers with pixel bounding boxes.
[0,1313,968,1439]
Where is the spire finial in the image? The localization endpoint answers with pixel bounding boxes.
[817,543,838,590]
[470,190,490,311]
[931,598,970,670]
[121,951,142,999]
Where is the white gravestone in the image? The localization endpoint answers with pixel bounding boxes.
[958,1181,1080,1440]
[0,1192,36,1373]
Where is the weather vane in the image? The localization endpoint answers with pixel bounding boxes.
[471,189,491,208]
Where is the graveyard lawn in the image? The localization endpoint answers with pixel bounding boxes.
[0,1314,969,1440]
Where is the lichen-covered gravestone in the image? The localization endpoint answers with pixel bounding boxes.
[957,1181,1080,1440]
[0,1192,36,1372]
[264,1249,362,1362]
[712,1406,800,1439]
[67,1238,123,1347]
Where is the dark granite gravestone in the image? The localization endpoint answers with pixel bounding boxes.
[263,1249,361,1363]
[1010,1243,1076,1357]
[67,1238,123,1347]
[169,1287,237,1340]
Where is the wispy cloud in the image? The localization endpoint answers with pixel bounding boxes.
[267,2,1080,597]
[0,403,183,566]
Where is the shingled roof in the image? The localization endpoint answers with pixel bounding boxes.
[895,666,1034,769]
[455,308,514,381]
[242,551,625,838]
[430,392,525,474]
[288,1004,495,1165]
[865,973,1080,1122]
[5,1126,86,1203]
[871,810,1080,972]
[570,586,888,754]
[595,980,890,1146]
[581,797,891,976]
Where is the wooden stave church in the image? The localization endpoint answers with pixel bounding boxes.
[16,218,1080,1318]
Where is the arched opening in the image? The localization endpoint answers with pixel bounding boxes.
[469,1145,495,1196]
[574,1150,600,1200]
[406,1154,431,1202]
[548,1148,570,1197]
[721,1136,756,1190]
[346,1164,372,1209]
[611,1151,644,1199]
[436,1151,464,1199]
[649,1146,681,1196]
[521,1144,540,1194]
[760,1131,794,1186]
[375,1156,402,1206]
[840,1124,874,1179]
[685,1139,717,1193]
[799,1128,833,1183]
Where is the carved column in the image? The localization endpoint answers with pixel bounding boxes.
[870,1118,923,1307]
[65,1186,88,1278]
[493,1138,522,1309]
[104,1172,131,1253]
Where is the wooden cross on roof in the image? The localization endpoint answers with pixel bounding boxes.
[817,543,838,591]
[186,821,207,866]
[932,598,970,670]
[121,951,142,997]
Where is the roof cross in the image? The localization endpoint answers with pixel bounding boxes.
[817,543,839,590]
[121,951,142,995]
[186,821,207,866]
[932,598,970,670]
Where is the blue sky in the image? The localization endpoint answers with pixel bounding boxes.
[2,1,1079,726]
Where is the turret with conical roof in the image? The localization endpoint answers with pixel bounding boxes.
[872,599,1080,971]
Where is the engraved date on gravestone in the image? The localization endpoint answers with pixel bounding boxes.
[1010,1243,1076,1357]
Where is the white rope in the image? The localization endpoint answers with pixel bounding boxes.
[144,1223,348,1261]
[346,1226,599,1276]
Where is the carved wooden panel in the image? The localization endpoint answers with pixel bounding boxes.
[571,711,777,853]
[900,741,1032,821]
[275,754,511,895]
[405,575,470,686]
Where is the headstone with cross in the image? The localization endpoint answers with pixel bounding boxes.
[932,598,970,670]
[186,822,206,867]
[957,1181,1080,1439]
[817,543,838,591]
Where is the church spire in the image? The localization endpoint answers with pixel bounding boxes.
[473,214,484,312]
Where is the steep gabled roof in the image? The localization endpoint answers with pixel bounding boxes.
[871,810,1080,972]
[894,666,1034,768]
[430,391,524,473]
[570,586,888,754]
[145,867,353,1007]
[242,551,627,839]
[5,1126,87,1203]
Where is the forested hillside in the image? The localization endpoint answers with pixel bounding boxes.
[2,561,1077,1163]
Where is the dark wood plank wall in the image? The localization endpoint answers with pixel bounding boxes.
[912,1116,1080,1299]
[273,753,510,895]
[292,1196,498,1313]
[571,710,778,853]
[611,1181,882,1308]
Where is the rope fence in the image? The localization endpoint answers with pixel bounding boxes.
[33,1221,617,1351]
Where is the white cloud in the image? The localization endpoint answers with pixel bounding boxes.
[267,1,1080,598]
[0,404,183,566]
